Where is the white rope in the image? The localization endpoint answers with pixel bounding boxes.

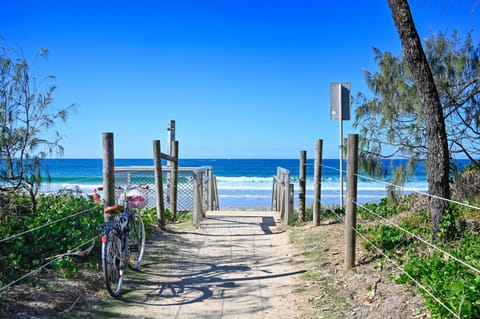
[353,226,461,319]
[320,163,342,173]
[354,200,480,276]
[321,197,460,317]
[355,172,480,211]
[0,235,99,293]
[0,207,95,244]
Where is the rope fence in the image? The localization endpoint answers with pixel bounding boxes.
[0,207,94,244]
[0,235,98,294]
[292,136,480,318]
[314,166,479,318]
[0,204,100,294]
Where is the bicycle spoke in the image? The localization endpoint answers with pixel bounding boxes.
[127,213,145,269]
[103,232,123,297]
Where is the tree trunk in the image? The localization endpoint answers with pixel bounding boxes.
[388,0,450,240]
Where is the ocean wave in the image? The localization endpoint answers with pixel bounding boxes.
[219,194,271,199]
[216,176,273,183]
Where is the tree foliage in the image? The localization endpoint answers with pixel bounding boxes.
[0,42,75,212]
[354,31,480,166]
[384,0,451,240]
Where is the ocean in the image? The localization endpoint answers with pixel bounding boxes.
[40,158,471,210]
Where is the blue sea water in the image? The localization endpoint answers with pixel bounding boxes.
[40,158,471,210]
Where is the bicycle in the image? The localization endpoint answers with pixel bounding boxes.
[99,184,148,297]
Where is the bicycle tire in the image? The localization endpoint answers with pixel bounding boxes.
[127,212,145,270]
[103,231,123,297]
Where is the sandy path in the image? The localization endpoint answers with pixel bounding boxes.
[95,211,305,319]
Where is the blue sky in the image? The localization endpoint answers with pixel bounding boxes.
[1,1,478,159]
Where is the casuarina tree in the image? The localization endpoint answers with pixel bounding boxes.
[387,0,450,240]
[0,41,75,212]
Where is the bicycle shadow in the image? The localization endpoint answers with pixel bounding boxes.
[96,211,305,316]
[119,263,305,307]
[116,226,304,307]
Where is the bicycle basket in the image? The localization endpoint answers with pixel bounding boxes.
[119,189,146,209]
[128,195,146,209]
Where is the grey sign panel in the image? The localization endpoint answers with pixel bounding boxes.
[330,82,351,121]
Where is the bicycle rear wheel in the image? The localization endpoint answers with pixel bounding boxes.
[127,212,145,269]
[103,231,123,297]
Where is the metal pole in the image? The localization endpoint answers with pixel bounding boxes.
[339,87,344,208]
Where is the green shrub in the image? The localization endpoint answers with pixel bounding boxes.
[359,224,413,253]
[397,235,480,318]
[0,194,103,285]
[358,197,403,220]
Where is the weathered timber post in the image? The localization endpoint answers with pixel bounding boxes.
[271,176,276,211]
[102,132,115,222]
[167,120,176,159]
[288,183,294,225]
[207,168,213,211]
[153,140,165,228]
[313,139,323,226]
[170,140,179,220]
[276,167,281,212]
[284,170,291,225]
[345,134,359,271]
[192,169,202,227]
[299,150,307,222]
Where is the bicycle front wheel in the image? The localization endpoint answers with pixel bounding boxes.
[127,212,145,269]
[103,231,123,297]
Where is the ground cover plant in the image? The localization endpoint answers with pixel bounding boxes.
[289,166,480,318]
[0,194,104,287]
[357,196,480,318]
[0,193,179,290]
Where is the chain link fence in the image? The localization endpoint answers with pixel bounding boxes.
[114,166,218,213]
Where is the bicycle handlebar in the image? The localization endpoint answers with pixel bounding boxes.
[96,184,149,192]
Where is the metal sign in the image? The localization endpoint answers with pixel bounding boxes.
[329,82,351,208]
[330,82,351,121]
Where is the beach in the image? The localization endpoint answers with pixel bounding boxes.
[37,158,460,210]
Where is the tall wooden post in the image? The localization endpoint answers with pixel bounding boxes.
[285,170,291,225]
[192,170,200,227]
[345,134,359,271]
[299,150,307,222]
[288,183,294,225]
[153,140,165,228]
[102,132,115,222]
[313,139,323,226]
[170,140,179,220]
[167,120,176,158]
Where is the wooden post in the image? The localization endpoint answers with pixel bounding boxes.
[276,167,281,212]
[102,132,115,222]
[313,139,323,226]
[170,140,179,220]
[192,169,201,227]
[153,140,165,228]
[299,150,307,222]
[167,120,176,158]
[288,183,294,225]
[285,170,291,225]
[345,134,359,271]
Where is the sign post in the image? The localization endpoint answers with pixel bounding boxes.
[330,82,351,208]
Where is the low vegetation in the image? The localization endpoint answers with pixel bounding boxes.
[290,167,480,319]
[0,192,180,292]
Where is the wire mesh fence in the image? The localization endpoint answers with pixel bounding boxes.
[114,166,217,213]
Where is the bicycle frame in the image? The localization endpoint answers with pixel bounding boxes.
[100,185,147,297]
